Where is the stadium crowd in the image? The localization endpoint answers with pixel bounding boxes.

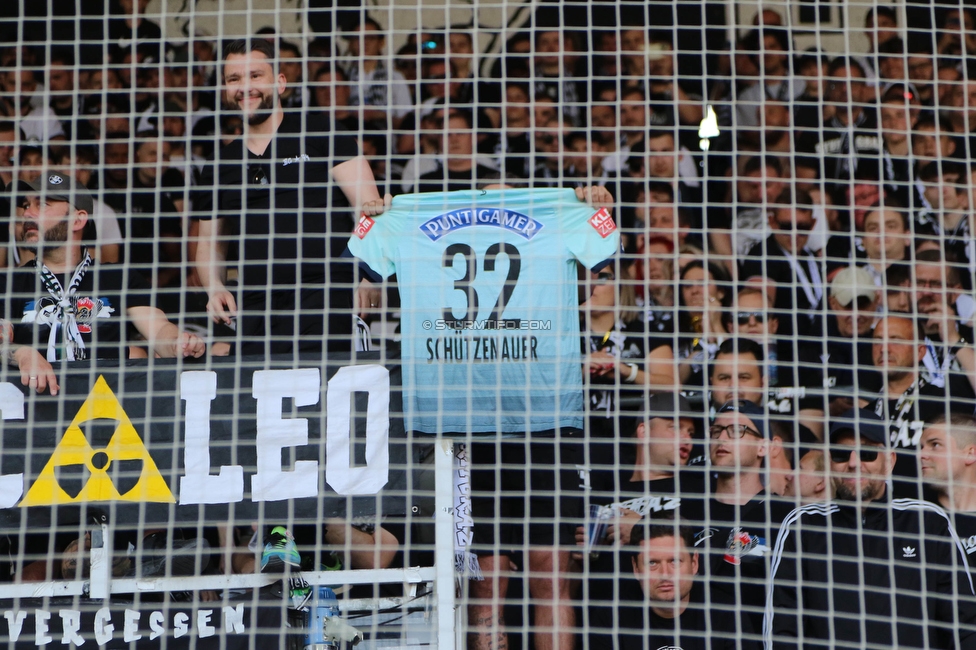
[3,1,976,648]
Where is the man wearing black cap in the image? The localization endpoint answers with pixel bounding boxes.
[681,400,793,639]
[766,407,976,649]
[1,173,205,394]
[585,392,699,549]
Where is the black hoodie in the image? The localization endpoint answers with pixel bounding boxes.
[766,494,976,649]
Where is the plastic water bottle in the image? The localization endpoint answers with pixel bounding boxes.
[305,586,340,650]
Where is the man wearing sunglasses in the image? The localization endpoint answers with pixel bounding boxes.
[766,407,976,648]
[740,186,825,342]
[681,400,793,639]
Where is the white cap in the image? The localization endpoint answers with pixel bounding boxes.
[830,266,876,306]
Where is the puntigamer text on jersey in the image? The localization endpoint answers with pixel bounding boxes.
[420,208,544,241]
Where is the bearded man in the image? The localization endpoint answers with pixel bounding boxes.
[2,173,204,394]
[192,37,390,356]
[765,408,976,649]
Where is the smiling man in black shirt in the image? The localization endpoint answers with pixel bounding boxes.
[193,38,390,356]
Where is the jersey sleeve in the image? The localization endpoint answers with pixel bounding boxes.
[561,192,621,271]
[347,212,396,279]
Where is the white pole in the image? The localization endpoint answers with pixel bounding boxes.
[434,438,457,650]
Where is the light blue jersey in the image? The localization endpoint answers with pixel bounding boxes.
[349,189,619,435]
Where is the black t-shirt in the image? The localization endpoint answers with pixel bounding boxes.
[681,489,794,636]
[821,316,882,399]
[106,17,162,53]
[1,260,152,360]
[765,337,827,416]
[883,153,922,213]
[589,581,757,650]
[589,474,689,520]
[192,112,359,291]
[795,109,884,187]
[495,132,531,179]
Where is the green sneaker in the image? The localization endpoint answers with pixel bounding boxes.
[322,551,343,572]
[261,526,301,573]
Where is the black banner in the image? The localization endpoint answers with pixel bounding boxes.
[0,599,287,649]
[0,354,409,528]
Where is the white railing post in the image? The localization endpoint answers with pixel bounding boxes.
[434,438,457,650]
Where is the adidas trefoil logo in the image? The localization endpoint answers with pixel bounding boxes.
[902,546,917,558]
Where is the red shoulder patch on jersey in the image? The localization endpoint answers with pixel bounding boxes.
[355,214,375,239]
[588,207,616,238]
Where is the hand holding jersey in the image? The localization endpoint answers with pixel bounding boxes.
[349,188,619,434]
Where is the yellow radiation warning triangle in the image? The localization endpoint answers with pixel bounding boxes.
[21,375,175,506]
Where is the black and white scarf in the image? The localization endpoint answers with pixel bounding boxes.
[37,251,93,362]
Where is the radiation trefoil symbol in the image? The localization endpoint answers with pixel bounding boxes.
[20,376,175,506]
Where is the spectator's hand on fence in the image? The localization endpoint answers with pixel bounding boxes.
[13,347,58,396]
[575,186,614,212]
[0,318,12,345]
[362,194,393,217]
[207,290,238,326]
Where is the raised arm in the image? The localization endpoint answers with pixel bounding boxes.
[332,155,392,218]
